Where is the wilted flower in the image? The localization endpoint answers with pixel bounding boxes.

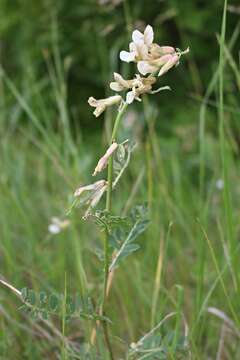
[93,142,118,176]
[74,180,107,197]
[74,180,108,218]
[110,73,156,104]
[88,95,122,117]
[48,217,70,234]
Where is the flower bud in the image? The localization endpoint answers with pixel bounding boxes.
[158,54,179,76]
[93,142,118,176]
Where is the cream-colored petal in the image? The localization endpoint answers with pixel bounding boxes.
[93,104,105,117]
[113,72,131,88]
[89,185,107,208]
[132,29,143,43]
[74,184,94,197]
[93,142,118,176]
[144,25,154,46]
[159,46,175,54]
[137,61,158,75]
[137,42,149,60]
[129,42,137,52]
[149,44,162,59]
[126,91,135,104]
[110,82,124,92]
[74,180,106,197]
[88,97,98,107]
[120,50,135,62]
[158,54,179,76]
[155,54,173,66]
[105,95,122,106]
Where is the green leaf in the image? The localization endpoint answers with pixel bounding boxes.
[48,294,59,312]
[41,310,48,320]
[27,290,36,306]
[21,288,28,302]
[66,296,76,315]
[109,206,150,271]
[39,291,47,307]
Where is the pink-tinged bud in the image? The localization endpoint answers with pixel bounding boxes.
[158,54,179,76]
[155,54,173,67]
[93,142,118,176]
[159,46,175,54]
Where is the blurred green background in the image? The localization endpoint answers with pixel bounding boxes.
[1,0,238,132]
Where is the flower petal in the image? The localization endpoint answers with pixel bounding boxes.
[137,42,149,60]
[137,61,158,75]
[110,82,124,91]
[120,50,135,62]
[159,46,175,54]
[113,72,131,88]
[88,97,97,107]
[93,143,118,176]
[132,29,143,43]
[144,25,154,46]
[126,91,135,104]
[158,54,179,76]
[93,105,105,117]
[129,42,137,52]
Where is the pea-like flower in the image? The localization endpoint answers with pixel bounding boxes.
[138,48,189,76]
[137,54,174,76]
[88,95,122,117]
[120,25,153,63]
[119,24,189,77]
[93,142,118,176]
[110,72,156,104]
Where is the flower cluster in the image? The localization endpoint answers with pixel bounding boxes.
[88,24,189,115]
[75,25,188,217]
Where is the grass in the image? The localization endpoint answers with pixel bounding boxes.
[1,0,240,359]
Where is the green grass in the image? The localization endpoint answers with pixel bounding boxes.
[1,1,240,359]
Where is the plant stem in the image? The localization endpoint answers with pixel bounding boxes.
[101,102,128,360]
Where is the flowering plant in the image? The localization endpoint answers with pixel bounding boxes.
[71,24,189,359]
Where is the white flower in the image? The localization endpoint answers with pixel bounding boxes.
[48,217,70,234]
[88,95,122,117]
[216,179,224,190]
[119,25,153,63]
[119,23,189,77]
[48,223,61,234]
[132,24,154,46]
[93,142,118,176]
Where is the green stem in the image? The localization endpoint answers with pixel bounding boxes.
[101,102,128,360]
